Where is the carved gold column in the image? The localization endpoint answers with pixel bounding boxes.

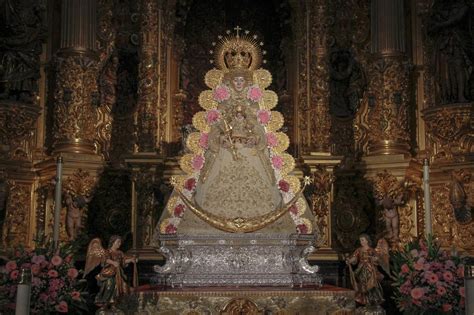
[367,0,411,156]
[53,0,99,154]
[296,0,332,154]
[136,0,159,153]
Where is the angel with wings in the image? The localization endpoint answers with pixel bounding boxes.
[84,235,137,310]
[346,234,389,306]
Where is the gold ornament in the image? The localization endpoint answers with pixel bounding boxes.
[280,153,295,175]
[260,90,278,110]
[296,197,307,216]
[284,175,301,192]
[253,69,272,88]
[175,180,309,233]
[179,154,196,174]
[166,196,179,214]
[213,29,263,71]
[170,175,187,189]
[186,132,203,154]
[198,90,218,110]
[204,69,224,88]
[267,111,284,131]
[273,132,290,153]
[192,111,210,132]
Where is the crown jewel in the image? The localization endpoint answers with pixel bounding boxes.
[211,26,265,71]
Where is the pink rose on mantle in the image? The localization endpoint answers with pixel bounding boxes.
[206,109,220,124]
[278,179,290,192]
[184,178,196,191]
[271,155,284,170]
[266,132,278,147]
[213,85,230,102]
[289,205,298,215]
[257,110,271,124]
[174,204,185,217]
[191,155,205,171]
[296,224,308,234]
[199,133,209,149]
[247,85,263,102]
[165,223,177,234]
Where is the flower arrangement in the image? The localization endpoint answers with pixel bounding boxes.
[391,235,465,314]
[0,238,88,314]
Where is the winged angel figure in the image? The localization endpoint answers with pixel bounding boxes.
[84,236,138,311]
[346,234,389,306]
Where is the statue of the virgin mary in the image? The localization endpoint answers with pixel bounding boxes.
[155,29,313,236]
[152,29,320,287]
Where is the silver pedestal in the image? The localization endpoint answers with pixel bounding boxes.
[153,233,322,288]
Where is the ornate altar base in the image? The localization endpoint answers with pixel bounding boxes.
[117,285,356,315]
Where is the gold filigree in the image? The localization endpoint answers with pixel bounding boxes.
[198,90,218,110]
[204,69,224,88]
[186,132,204,154]
[179,154,196,174]
[213,31,263,71]
[253,69,272,89]
[283,175,301,193]
[267,111,284,132]
[280,153,295,175]
[174,181,308,233]
[273,132,290,153]
[296,197,307,216]
[2,182,32,247]
[192,111,210,132]
[170,175,187,190]
[166,196,179,214]
[259,90,278,110]
[63,169,96,196]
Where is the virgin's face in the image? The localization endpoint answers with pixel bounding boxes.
[232,76,246,91]
[359,237,368,247]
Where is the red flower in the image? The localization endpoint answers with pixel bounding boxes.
[410,287,424,300]
[184,178,196,191]
[5,261,17,272]
[174,204,185,217]
[401,264,410,274]
[67,268,78,279]
[425,271,439,284]
[278,180,290,192]
[442,304,452,312]
[9,270,19,280]
[289,205,298,215]
[48,269,58,278]
[459,287,465,297]
[165,224,177,234]
[55,301,68,313]
[296,224,308,234]
[71,291,81,301]
[51,255,63,267]
[442,271,453,282]
[436,286,447,295]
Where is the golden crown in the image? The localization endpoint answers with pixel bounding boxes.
[210,26,266,71]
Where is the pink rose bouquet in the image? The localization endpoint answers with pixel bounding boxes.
[0,238,88,314]
[247,85,263,102]
[213,85,230,102]
[206,109,220,125]
[391,235,465,314]
[257,110,271,125]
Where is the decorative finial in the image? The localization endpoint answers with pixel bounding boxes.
[234,26,242,38]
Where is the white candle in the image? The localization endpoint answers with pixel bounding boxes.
[15,268,31,315]
[53,156,63,247]
[423,158,432,237]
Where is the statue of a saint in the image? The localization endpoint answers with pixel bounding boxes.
[429,0,474,104]
[155,30,312,236]
[346,234,389,307]
[84,236,138,312]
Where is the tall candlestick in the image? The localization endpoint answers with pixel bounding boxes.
[423,158,432,237]
[53,156,63,247]
[15,268,31,315]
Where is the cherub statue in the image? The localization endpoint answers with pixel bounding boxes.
[346,234,389,309]
[84,235,138,313]
[65,192,92,240]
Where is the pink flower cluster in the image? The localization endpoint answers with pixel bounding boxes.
[257,110,271,125]
[206,109,220,125]
[247,85,263,102]
[393,236,465,314]
[213,85,230,102]
[0,243,87,314]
